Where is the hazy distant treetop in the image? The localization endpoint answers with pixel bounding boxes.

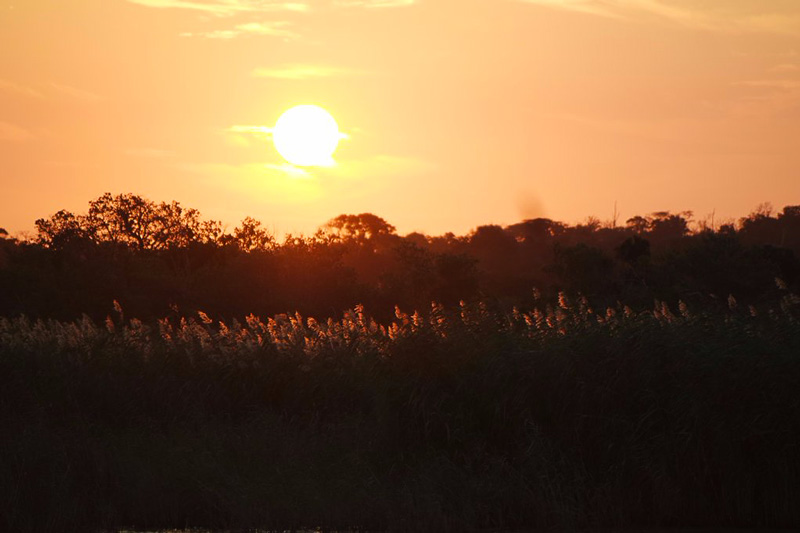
[404,232,429,247]
[623,211,692,241]
[571,216,602,238]
[506,218,565,241]
[748,202,774,220]
[318,213,396,244]
[626,215,649,234]
[649,212,691,242]
[470,224,516,251]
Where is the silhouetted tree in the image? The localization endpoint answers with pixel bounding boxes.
[428,232,465,254]
[649,211,691,244]
[470,225,516,254]
[0,228,12,270]
[319,213,396,245]
[230,217,275,252]
[35,193,224,250]
[739,203,800,253]
[404,232,429,248]
[778,205,800,253]
[626,215,649,234]
[35,210,90,249]
[506,218,565,242]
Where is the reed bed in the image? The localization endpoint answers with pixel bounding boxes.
[2,293,799,532]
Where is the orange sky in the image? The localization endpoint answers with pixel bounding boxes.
[2,0,799,238]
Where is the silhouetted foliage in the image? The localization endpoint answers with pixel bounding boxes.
[551,243,616,297]
[318,212,397,244]
[35,193,223,250]
[617,234,650,266]
[1,193,799,321]
[228,216,275,252]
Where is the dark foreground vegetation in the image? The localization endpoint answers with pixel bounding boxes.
[2,293,800,532]
[2,194,800,531]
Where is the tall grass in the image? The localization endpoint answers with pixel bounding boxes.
[2,293,800,532]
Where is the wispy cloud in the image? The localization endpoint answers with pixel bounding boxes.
[770,63,800,74]
[126,0,416,15]
[0,79,102,101]
[0,121,35,142]
[734,79,800,90]
[265,162,312,177]
[515,0,622,18]
[124,147,175,158]
[227,124,350,139]
[183,153,429,207]
[516,0,800,34]
[183,162,323,203]
[517,0,698,20]
[223,125,273,148]
[224,123,350,154]
[725,71,800,118]
[333,0,416,7]
[49,82,103,102]
[251,64,351,79]
[125,0,309,16]
[0,79,45,99]
[180,21,297,39]
[228,125,275,135]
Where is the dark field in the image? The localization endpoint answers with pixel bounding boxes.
[2,295,799,532]
[3,196,800,531]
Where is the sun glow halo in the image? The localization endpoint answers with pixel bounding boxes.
[272,105,341,167]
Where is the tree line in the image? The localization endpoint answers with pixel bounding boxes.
[1,193,798,321]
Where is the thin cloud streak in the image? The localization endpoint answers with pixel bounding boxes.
[265,162,312,177]
[513,0,622,18]
[770,64,800,73]
[124,148,175,158]
[125,0,309,16]
[126,0,417,14]
[0,79,45,99]
[228,125,274,135]
[227,124,351,140]
[0,121,35,142]
[0,80,101,101]
[182,162,324,203]
[49,83,103,102]
[251,64,352,79]
[333,0,416,7]
[180,21,298,39]
[734,80,800,89]
[515,0,800,34]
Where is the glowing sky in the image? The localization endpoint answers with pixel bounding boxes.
[1,0,799,237]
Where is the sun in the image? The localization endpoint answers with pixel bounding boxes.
[272,105,342,167]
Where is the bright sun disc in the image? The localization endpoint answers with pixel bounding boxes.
[272,105,341,167]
